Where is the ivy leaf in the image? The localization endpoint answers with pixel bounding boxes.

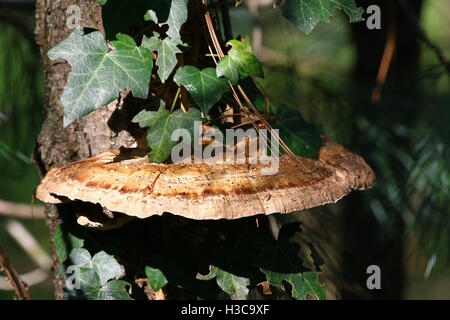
[132,105,202,162]
[278,0,364,35]
[216,56,239,85]
[144,0,188,43]
[97,280,131,300]
[142,33,182,83]
[110,33,138,50]
[272,105,322,158]
[197,266,250,300]
[174,66,229,116]
[68,248,92,268]
[77,268,101,299]
[217,39,263,83]
[252,223,325,299]
[261,270,325,300]
[110,33,153,62]
[64,248,130,300]
[91,251,124,286]
[54,225,84,264]
[47,28,153,127]
[78,269,131,300]
[145,266,168,291]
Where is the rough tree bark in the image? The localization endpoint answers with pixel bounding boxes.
[33,0,139,299]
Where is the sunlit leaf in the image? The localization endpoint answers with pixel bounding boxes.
[217,38,263,83]
[132,104,202,162]
[47,28,153,127]
[278,0,364,34]
[91,251,124,286]
[216,56,239,85]
[144,0,188,42]
[68,248,92,268]
[64,248,130,300]
[142,33,182,82]
[78,269,131,300]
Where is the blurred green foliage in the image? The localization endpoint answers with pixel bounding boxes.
[0,9,50,299]
[0,20,43,200]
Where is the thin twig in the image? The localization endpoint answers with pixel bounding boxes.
[170,86,181,113]
[372,4,397,102]
[0,243,31,299]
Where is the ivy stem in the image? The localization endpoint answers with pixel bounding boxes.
[170,86,181,114]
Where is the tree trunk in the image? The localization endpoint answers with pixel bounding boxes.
[33,0,140,299]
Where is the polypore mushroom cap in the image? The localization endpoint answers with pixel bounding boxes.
[36,138,375,220]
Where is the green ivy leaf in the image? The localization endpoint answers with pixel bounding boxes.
[145,266,168,291]
[273,105,322,158]
[47,28,153,127]
[97,280,131,300]
[261,270,325,300]
[132,105,202,162]
[174,66,229,116]
[197,266,250,300]
[217,39,263,83]
[91,251,124,286]
[142,33,182,83]
[68,248,92,268]
[278,0,364,35]
[77,268,101,299]
[252,224,325,300]
[144,0,188,42]
[78,268,131,300]
[54,225,84,264]
[110,33,138,50]
[216,56,239,85]
[64,248,130,300]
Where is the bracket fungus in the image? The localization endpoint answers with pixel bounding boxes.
[36,138,375,221]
